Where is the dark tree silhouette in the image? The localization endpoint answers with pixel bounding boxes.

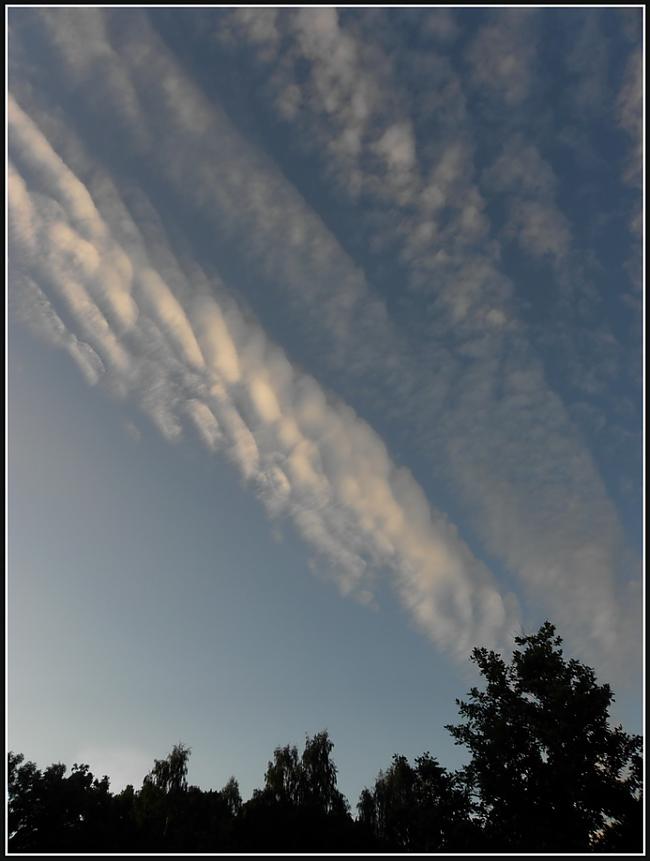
[8,753,113,852]
[220,776,242,817]
[143,742,191,794]
[264,742,302,805]
[7,622,642,853]
[234,729,354,851]
[357,752,479,851]
[300,730,349,815]
[445,621,643,852]
[262,730,348,815]
[136,742,195,850]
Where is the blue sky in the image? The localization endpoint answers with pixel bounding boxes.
[8,7,643,806]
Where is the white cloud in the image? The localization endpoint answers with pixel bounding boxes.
[138,268,205,371]
[482,136,571,264]
[482,137,557,197]
[465,11,537,105]
[616,48,642,247]
[7,9,640,675]
[192,297,241,385]
[185,399,222,451]
[506,200,570,262]
[8,96,520,658]
[374,122,416,173]
[10,273,105,386]
[564,13,611,119]
[422,10,459,44]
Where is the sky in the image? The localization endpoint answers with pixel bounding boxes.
[7,7,644,808]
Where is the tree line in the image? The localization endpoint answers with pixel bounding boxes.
[8,622,643,853]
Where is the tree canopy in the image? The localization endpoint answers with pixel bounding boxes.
[444,621,642,852]
[7,621,642,853]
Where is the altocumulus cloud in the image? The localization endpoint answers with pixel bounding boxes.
[8,92,519,660]
[208,7,641,674]
[8,7,641,677]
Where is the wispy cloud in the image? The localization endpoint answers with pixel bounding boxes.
[8,8,641,675]
[465,9,538,106]
[9,93,521,658]
[208,9,639,668]
[563,12,612,120]
[616,46,643,284]
[482,136,571,265]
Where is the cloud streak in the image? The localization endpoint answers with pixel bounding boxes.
[207,8,639,670]
[8,8,641,675]
[9,93,521,659]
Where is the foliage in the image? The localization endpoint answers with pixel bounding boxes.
[445,621,643,852]
[264,730,348,815]
[8,753,113,852]
[143,741,191,794]
[357,752,480,851]
[7,622,643,852]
